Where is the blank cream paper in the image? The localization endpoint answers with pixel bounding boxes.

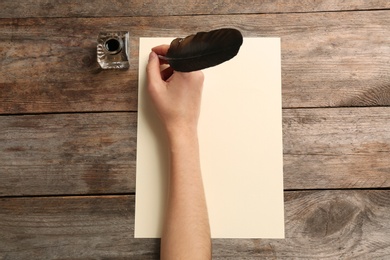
[135,37,284,238]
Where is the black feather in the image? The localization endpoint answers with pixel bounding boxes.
[162,28,243,72]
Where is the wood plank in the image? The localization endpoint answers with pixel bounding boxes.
[1,190,389,258]
[0,113,137,196]
[1,108,389,196]
[1,11,390,114]
[283,107,390,190]
[0,195,159,259]
[1,0,389,18]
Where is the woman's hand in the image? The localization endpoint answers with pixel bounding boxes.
[146,45,204,140]
[146,44,211,260]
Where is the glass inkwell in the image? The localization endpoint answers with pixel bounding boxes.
[97,32,130,69]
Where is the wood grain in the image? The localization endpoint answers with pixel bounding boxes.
[1,108,389,196]
[2,2,389,259]
[1,0,389,18]
[1,10,390,114]
[0,113,137,196]
[0,195,159,259]
[283,107,390,190]
[213,190,390,259]
[1,190,389,259]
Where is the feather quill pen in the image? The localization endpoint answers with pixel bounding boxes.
[159,28,243,72]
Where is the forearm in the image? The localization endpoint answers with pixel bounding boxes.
[161,130,211,260]
[146,49,208,258]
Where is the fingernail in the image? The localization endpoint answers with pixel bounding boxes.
[148,51,156,62]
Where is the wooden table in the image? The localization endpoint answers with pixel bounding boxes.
[1,1,390,259]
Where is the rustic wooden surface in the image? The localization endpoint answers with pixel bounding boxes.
[1,11,390,113]
[1,1,390,259]
[1,191,389,259]
[2,1,390,18]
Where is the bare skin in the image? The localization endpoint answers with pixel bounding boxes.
[147,45,211,260]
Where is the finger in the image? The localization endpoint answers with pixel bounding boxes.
[161,66,174,81]
[146,51,164,89]
[152,45,170,65]
[152,44,170,56]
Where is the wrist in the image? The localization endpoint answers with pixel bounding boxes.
[166,124,199,149]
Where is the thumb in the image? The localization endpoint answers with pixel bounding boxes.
[146,51,163,88]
